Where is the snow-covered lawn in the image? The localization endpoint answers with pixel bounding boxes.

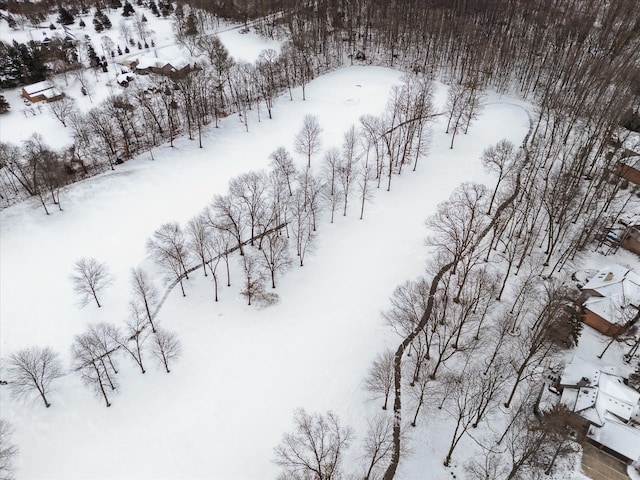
[0,66,532,478]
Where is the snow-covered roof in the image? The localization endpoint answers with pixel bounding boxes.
[116,73,134,84]
[23,80,54,95]
[587,415,640,462]
[560,358,640,426]
[582,265,640,325]
[22,81,63,101]
[621,130,640,154]
[131,52,190,72]
[560,359,601,386]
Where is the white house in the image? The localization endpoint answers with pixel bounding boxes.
[559,358,640,465]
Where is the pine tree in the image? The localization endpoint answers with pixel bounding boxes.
[0,95,10,114]
[150,1,159,16]
[57,7,75,25]
[101,12,112,29]
[122,1,135,17]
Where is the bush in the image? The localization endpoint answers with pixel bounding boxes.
[0,95,10,114]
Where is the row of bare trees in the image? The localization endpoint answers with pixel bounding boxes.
[360,128,604,477]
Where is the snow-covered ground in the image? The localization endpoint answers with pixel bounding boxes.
[0,64,537,478]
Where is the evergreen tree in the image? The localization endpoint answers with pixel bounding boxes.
[93,17,104,32]
[160,1,173,17]
[122,1,135,17]
[149,0,159,17]
[111,0,122,7]
[101,12,112,29]
[57,7,75,25]
[0,40,49,86]
[79,18,86,28]
[0,95,10,114]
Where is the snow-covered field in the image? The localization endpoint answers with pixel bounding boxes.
[0,63,538,479]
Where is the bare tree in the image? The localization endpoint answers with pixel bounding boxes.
[290,187,315,266]
[0,420,18,480]
[211,227,234,288]
[71,329,118,407]
[273,408,353,480]
[502,408,553,480]
[364,349,395,410]
[358,159,375,220]
[339,126,360,215]
[147,222,191,296]
[48,96,76,127]
[186,212,212,275]
[130,267,160,332]
[110,309,149,374]
[70,257,114,308]
[294,114,323,168]
[260,231,292,288]
[408,365,438,427]
[151,328,181,373]
[240,252,269,306]
[442,369,482,466]
[425,182,489,276]
[361,414,395,480]
[270,147,297,196]
[481,139,521,215]
[321,147,343,223]
[208,194,246,256]
[229,171,271,245]
[7,346,64,408]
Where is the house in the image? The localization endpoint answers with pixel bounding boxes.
[21,81,63,103]
[123,53,192,77]
[610,129,640,185]
[616,152,640,186]
[580,265,640,336]
[621,224,640,256]
[559,358,640,465]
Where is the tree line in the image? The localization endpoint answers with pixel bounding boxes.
[271,138,596,479]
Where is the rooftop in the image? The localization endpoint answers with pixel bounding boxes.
[560,358,640,461]
[582,265,640,326]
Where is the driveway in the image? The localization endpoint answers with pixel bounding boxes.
[581,443,629,480]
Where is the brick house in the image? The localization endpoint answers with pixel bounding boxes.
[21,81,64,103]
[580,265,640,336]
